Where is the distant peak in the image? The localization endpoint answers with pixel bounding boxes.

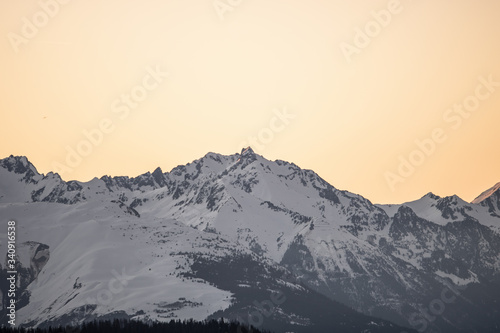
[152,166,167,187]
[472,182,500,204]
[422,192,441,200]
[152,166,163,175]
[395,205,417,219]
[240,146,255,155]
[2,155,27,165]
[0,155,38,175]
[235,146,258,165]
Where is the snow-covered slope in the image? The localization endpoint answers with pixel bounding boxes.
[1,149,499,333]
[471,182,500,223]
[379,188,500,233]
[472,182,500,204]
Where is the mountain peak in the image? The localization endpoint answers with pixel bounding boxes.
[472,182,500,204]
[396,205,418,218]
[235,146,258,166]
[240,146,255,155]
[0,155,38,176]
[422,192,441,200]
[152,166,163,175]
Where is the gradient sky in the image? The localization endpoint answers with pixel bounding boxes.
[1,0,499,204]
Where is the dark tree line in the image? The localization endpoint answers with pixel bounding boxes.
[0,319,272,333]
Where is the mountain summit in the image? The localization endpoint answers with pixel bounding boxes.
[472,182,500,204]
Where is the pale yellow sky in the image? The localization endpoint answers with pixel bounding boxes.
[1,0,499,204]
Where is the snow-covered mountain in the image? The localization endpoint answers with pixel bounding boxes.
[472,182,500,216]
[1,149,499,332]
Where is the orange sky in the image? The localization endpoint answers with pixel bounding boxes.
[1,0,499,204]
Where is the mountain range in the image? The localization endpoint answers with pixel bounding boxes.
[1,148,499,332]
